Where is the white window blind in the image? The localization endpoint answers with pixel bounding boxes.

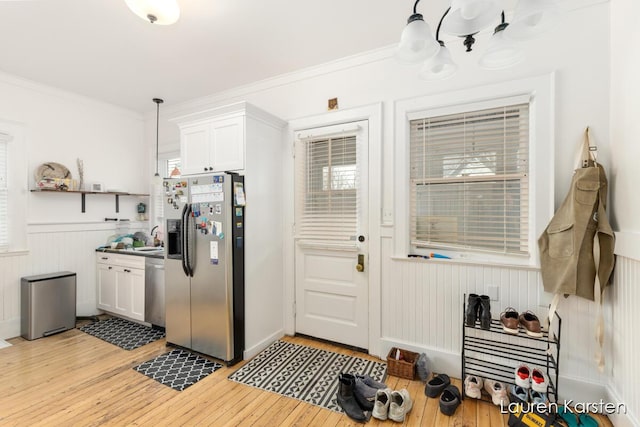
[296,134,359,241]
[410,103,530,255]
[0,139,8,250]
[166,157,181,177]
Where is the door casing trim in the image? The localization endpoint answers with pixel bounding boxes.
[283,103,382,358]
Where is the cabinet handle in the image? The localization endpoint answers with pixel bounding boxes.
[108,266,112,270]
[124,269,131,273]
[204,167,208,172]
[101,257,108,260]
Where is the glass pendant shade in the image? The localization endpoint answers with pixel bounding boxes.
[396,14,441,64]
[419,43,458,80]
[505,0,562,40]
[125,0,180,25]
[441,0,502,36]
[478,26,525,69]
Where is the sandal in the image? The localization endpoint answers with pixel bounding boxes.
[557,405,579,427]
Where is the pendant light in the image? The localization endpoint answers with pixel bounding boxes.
[152,98,163,179]
[395,0,440,64]
[125,0,180,25]
[478,21,525,70]
[152,98,164,226]
[504,0,562,41]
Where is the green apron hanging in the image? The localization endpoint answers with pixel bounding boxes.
[538,128,615,370]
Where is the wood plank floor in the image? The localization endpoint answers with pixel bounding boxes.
[0,326,612,426]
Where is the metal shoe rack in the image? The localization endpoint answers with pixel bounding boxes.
[461,295,561,403]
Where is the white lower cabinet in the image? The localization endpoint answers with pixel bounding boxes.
[96,253,145,322]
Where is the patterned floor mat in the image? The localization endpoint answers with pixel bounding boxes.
[228,340,387,413]
[134,349,223,391]
[78,317,165,350]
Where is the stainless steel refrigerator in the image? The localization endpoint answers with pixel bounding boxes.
[163,173,245,365]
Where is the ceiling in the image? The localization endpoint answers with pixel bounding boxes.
[0,0,438,113]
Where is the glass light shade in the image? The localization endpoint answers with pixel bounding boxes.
[505,0,562,40]
[396,14,441,64]
[478,28,525,69]
[125,0,180,25]
[441,0,502,36]
[419,44,458,80]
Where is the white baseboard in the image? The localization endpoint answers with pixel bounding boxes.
[243,329,285,360]
[606,384,639,427]
[0,317,20,340]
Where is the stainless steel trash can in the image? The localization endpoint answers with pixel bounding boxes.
[21,271,76,340]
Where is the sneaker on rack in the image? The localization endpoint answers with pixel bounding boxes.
[514,363,531,388]
[529,389,549,405]
[500,307,520,334]
[530,367,549,393]
[484,379,509,406]
[463,375,483,399]
[509,384,529,404]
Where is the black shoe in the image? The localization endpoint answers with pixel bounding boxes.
[337,373,367,422]
[439,385,461,416]
[479,295,491,330]
[465,294,481,327]
[425,373,451,398]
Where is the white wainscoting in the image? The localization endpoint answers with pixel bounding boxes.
[0,222,147,340]
[608,255,640,427]
[380,237,610,404]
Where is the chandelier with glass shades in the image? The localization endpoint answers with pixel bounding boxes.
[397,0,562,80]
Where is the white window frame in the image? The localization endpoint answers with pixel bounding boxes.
[394,74,555,267]
[0,120,28,254]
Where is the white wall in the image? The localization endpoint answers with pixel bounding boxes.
[151,0,615,405]
[608,0,640,425]
[0,72,148,338]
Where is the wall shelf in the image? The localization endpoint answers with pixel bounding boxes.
[461,295,561,403]
[30,189,149,213]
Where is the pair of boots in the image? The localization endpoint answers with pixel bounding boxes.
[336,373,386,422]
[465,294,491,330]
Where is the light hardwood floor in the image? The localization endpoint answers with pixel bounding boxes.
[0,326,612,426]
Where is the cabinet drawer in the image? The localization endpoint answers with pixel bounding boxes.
[96,253,145,269]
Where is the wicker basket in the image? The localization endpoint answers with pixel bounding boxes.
[386,347,418,380]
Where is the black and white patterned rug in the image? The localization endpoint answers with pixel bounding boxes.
[79,317,165,351]
[228,340,387,412]
[134,349,223,391]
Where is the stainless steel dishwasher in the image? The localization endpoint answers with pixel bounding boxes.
[145,256,165,327]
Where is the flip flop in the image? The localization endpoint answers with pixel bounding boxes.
[557,405,579,427]
[578,413,599,427]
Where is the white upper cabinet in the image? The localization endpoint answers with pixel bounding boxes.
[172,102,283,176]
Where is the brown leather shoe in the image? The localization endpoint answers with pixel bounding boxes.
[500,307,519,334]
[519,311,543,337]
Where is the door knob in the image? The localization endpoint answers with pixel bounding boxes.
[356,254,365,272]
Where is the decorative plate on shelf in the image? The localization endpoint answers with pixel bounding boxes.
[35,162,72,181]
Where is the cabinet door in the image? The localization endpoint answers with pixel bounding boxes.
[115,267,131,316]
[97,263,116,311]
[114,267,145,321]
[181,123,212,175]
[211,116,244,172]
[129,268,145,321]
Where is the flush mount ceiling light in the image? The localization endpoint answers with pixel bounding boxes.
[396,0,560,80]
[125,0,180,25]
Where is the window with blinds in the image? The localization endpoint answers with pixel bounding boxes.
[410,103,530,255]
[296,134,359,241]
[166,157,181,177]
[0,139,8,250]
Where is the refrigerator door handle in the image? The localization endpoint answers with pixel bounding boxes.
[181,203,190,277]
[186,203,196,277]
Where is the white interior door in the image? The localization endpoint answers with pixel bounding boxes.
[294,121,369,349]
